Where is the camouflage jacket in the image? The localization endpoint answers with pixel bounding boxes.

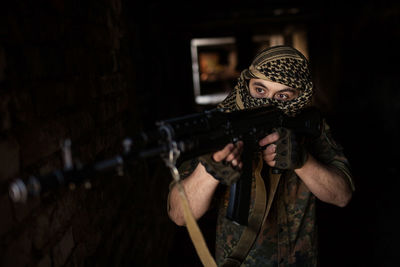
[174,119,354,267]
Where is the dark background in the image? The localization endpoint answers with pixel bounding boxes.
[0,0,399,266]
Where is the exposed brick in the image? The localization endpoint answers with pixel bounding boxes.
[110,0,122,16]
[33,81,73,117]
[46,193,77,241]
[23,45,46,80]
[97,73,124,96]
[0,92,12,131]
[33,15,65,44]
[64,46,92,77]
[89,48,118,76]
[0,46,6,82]
[64,46,117,77]
[66,111,95,142]
[71,208,91,244]
[65,243,87,267]
[0,195,15,237]
[70,78,98,101]
[1,229,32,267]
[12,197,41,223]
[17,118,68,167]
[79,228,102,257]
[11,88,36,125]
[93,124,123,155]
[53,227,75,267]
[0,135,20,182]
[38,154,63,176]
[0,1,174,266]
[32,213,50,250]
[85,25,115,49]
[3,14,23,45]
[37,254,52,267]
[95,97,119,123]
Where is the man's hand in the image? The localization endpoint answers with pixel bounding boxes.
[259,128,308,170]
[198,141,243,185]
[213,141,244,169]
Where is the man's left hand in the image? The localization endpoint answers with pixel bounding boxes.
[259,128,308,170]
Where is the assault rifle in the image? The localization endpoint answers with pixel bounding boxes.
[8,105,321,225]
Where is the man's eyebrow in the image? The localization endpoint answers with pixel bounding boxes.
[277,88,297,94]
[253,82,268,88]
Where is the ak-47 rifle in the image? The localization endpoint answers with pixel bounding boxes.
[8,105,321,226]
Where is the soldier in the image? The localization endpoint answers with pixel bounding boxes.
[168,45,354,266]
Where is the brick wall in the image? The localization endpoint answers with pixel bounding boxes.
[0,1,175,266]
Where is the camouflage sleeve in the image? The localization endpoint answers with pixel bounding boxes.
[307,119,355,191]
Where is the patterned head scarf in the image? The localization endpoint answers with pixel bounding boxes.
[218,45,313,116]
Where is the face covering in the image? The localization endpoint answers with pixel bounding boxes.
[218,45,314,116]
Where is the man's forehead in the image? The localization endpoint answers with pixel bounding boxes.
[251,79,296,90]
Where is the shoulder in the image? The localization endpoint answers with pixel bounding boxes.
[319,118,344,150]
[309,118,356,191]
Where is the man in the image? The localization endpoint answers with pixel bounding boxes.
[168,45,354,266]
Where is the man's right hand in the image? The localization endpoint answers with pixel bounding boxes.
[197,141,243,185]
[213,141,244,169]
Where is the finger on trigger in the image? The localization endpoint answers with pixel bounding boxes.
[258,132,280,147]
[226,152,235,162]
[229,144,242,160]
[266,144,276,154]
[213,143,234,162]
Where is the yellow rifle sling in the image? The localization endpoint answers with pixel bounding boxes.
[176,181,218,267]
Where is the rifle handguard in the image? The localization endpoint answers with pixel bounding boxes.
[273,127,308,170]
[198,154,241,186]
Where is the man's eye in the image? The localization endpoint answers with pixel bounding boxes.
[276,94,289,100]
[256,88,265,94]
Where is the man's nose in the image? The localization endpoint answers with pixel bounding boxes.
[265,92,274,99]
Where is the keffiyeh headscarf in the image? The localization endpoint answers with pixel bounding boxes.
[218,45,313,116]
